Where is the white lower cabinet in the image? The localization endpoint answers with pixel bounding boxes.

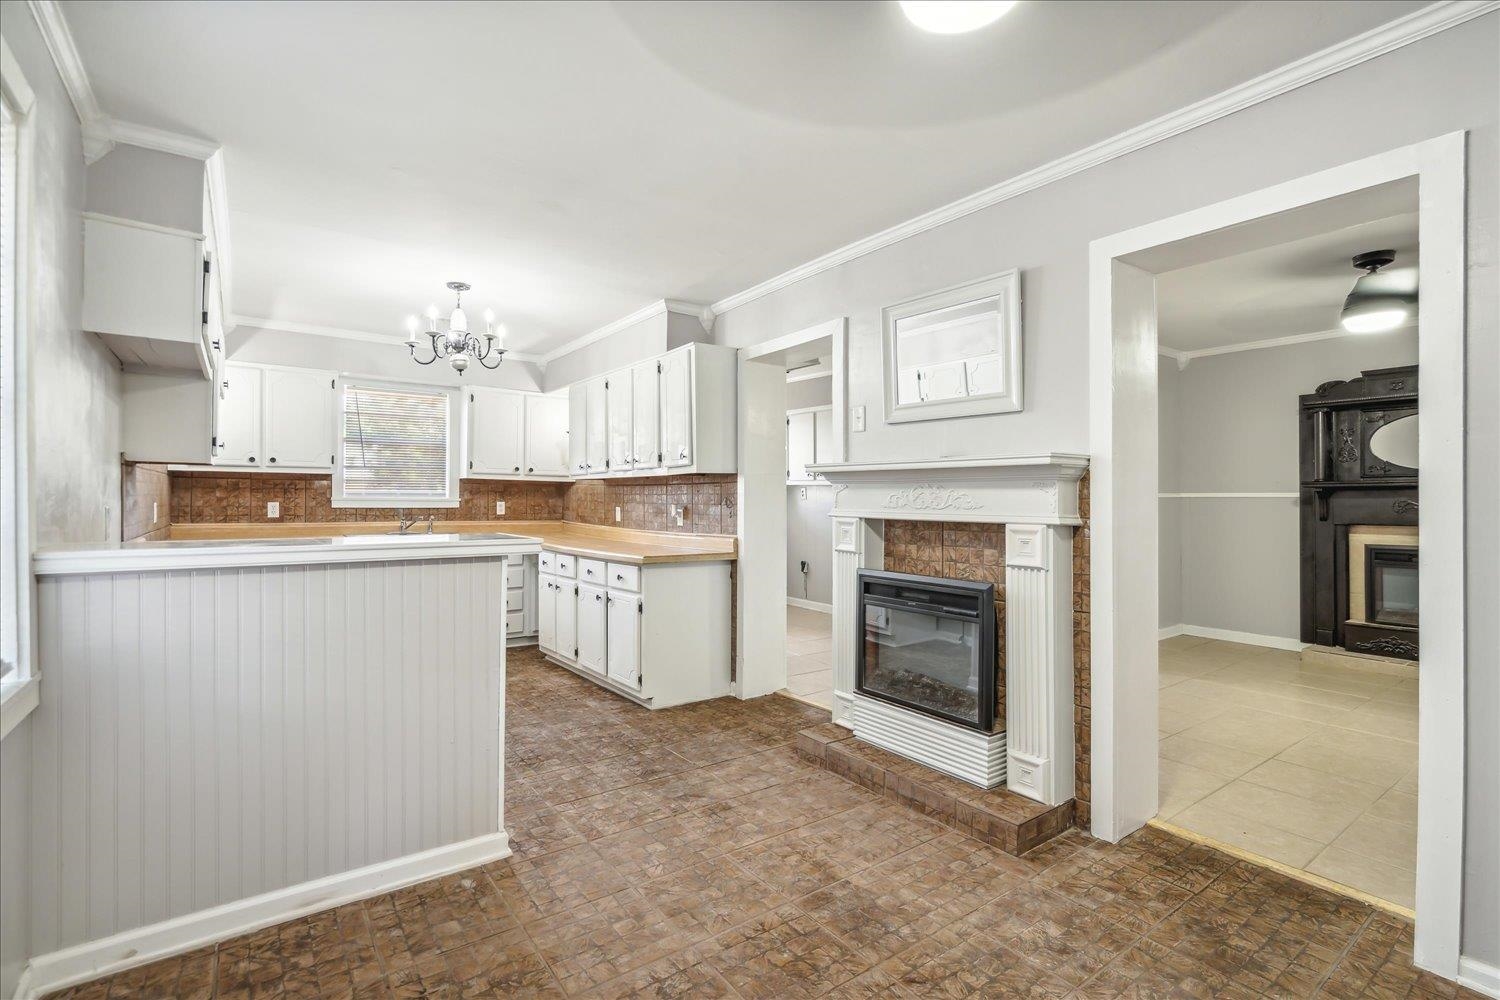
[606,589,641,688]
[576,583,607,674]
[534,547,730,708]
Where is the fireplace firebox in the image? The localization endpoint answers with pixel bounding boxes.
[856,569,996,733]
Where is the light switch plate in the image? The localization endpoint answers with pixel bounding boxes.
[615,506,622,522]
[852,405,866,432]
[267,501,280,519]
[496,500,505,515]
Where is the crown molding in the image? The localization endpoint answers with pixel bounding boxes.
[106,118,220,160]
[232,315,542,364]
[536,298,710,366]
[1157,324,1416,367]
[26,0,112,161]
[707,0,1498,318]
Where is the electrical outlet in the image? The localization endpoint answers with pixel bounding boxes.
[671,504,684,527]
[852,405,867,432]
[152,501,159,524]
[267,501,280,519]
[496,500,506,515]
[614,506,622,523]
[799,486,807,500]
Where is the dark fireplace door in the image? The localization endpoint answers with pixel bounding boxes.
[1367,545,1418,628]
[856,570,996,733]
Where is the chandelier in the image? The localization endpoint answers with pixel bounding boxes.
[406,281,506,373]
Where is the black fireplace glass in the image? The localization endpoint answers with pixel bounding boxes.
[1367,545,1418,628]
[856,570,995,732]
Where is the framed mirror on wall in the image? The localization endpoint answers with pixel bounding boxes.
[881,269,1022,424]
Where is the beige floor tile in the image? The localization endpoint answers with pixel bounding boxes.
[1160,634,1213,652]
[1157,759,1231,820]
[1239,759,1387,809]
[1364,788,1418,828]
[1307,846,1416,909]
[786,636,833,656]
[1157,686,1237,719]
[1392,766,1419,796]
[785,670,834,696]
[1158,734,1266,779]
[787,653,831,677]
[1172,801,1324,868]
[1158,707,1203,738]
[1195,780,1364,843]
[1329,814,1417,872]
[788,688,832,709]
[1177,709,1316,758]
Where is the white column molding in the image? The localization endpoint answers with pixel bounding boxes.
[1004,523,1075,805]
[830,516,882,728]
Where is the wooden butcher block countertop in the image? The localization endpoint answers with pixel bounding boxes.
[162,520,737,565]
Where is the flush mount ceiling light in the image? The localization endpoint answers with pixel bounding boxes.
[899,0,1017,34]
[406,281,506,373]
[1340,250,1417,334]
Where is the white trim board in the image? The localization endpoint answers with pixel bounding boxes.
[15,832,512,1000]
[704,2,1496,318]
[1157,325,1417,367]
[787,596,833,615]
[1458,957,1500,999]
[1157,624,1306,652]
[1089,133,1468,979]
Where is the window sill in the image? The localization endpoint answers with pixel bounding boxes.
[0,675,39,740]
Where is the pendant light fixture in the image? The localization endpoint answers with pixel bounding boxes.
[1340,250,1416,334]
[406,281,506,373]
[899,1,1017,34]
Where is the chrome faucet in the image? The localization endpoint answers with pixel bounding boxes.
[394,509,436,534]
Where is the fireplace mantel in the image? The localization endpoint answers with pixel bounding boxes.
[809,453,1087,526]
[813,452,1084,806]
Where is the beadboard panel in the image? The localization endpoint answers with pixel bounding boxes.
[28,558,507,956]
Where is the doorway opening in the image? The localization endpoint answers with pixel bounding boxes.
[1089,134,1465,975]
[736,319,847,707]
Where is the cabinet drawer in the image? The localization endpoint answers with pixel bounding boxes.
[606,562,640,592]
[577,558,607,585]
[554,553,577,577]
[538,551,556,573]
[506,561,526,588]
[506,608,524,635]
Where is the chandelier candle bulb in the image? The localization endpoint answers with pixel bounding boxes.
[405,315,419,343]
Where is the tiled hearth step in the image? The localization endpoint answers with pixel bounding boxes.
[795,724,1073,856]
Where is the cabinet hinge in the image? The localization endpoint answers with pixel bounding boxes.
[604,379,609,390]
[638,600,643,615]
[657,362,662,374]
[657,452,662,463]
[468,460,473,470]
[330,454,335,464]
[330,378,335,388]
[470,393,475,403]
[203,260,212,275]
[202,310,209,324]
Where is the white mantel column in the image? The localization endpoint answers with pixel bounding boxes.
[1004,523,1075,805]
[831,515,882,728]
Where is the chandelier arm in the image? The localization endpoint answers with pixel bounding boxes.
[408,341,440,366]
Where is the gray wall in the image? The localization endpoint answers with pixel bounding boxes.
[1159,330,1418,638]
[787,485,834,606]
[707,20,1496,962]
[787,375,833,410]
[2,7,125,995]
[540,311,666,392]
[230,324,545,391]
[85,145,204,233]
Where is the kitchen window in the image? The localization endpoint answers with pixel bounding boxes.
[333,378,462,507]
[1,39,38,738]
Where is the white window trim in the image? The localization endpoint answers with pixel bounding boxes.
[1,38,37,740]
[332,375,463,508]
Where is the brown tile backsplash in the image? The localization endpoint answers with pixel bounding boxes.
[121,462,172,542]
[563,474,737,536]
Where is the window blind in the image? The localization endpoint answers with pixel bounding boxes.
[340,383,452,501]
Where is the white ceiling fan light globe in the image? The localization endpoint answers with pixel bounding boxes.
[1340,308,1409,334]
[899,1,1017,34]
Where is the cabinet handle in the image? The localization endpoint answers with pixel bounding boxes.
[527,467,534,473]
[269,457,277,464]
[248,456,256,464]
[513,466,520,473]
[596,593,603,602]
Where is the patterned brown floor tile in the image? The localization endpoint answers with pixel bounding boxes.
[577,950,738,1000]
[485,843,632,925]
[704,904,872,999]
[384,935,561,998]
[522,887,706,994]
[641,856,792,939]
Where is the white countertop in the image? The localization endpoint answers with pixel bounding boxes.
[33,531,544,576]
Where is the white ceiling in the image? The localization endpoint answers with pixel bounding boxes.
[59,0,1425,357]
[1150,180,1419,352]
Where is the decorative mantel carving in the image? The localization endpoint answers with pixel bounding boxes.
[883,485,982,513]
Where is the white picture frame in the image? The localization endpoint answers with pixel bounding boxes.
[881,269,1023,424]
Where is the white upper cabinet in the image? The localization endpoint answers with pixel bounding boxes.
[787,410,816,482]
[468,388,526,476]
[83,215,213,378]
[584,377,609,474]
[606,371,633,472]
[659,347,693,469]
[216,364,264,466]
[263,368,334,469]
[631,361,660,471]
[525,393,570,476]
[568,386,589,476]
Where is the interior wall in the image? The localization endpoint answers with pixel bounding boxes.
[538,311,666,392]
[707,19,1497,961]
[787,375,833,410]
[1158,329,1417,641]
[1157,360,1182,630]
[786,485,833,606]
[85,144,203,232]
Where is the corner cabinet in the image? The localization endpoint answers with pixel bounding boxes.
[213,363,335,471]
[566,343,737,477]
[535,549,730,708]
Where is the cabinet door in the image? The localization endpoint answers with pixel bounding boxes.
[631,361,660,471]
[584,378,609,474]
[787,411,816,482]
[606,590,641,688]
[264,368,334,469]
[537,574,557,653]
[525,393,570,476]
[660,348,693,469]
[813,407,835,466]
[216,364,264,466]
[555,580,577,661]
[606,374,633,472]
[568,384,589,476]
[577,583,608,674]
[469,388,526,475]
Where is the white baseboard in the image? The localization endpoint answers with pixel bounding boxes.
[1460,956,1500,999]
[16,831,512,1000]
[787,596,833,614]
[1160,623,1305,652]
